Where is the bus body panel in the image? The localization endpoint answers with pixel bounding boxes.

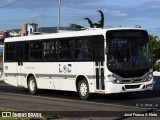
[4,62,96,92]
[4,63,18,86]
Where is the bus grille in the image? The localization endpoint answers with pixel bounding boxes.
[125,85,141,89]
[121,79,142,84]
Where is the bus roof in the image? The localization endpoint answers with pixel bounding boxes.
[5,27,146,42]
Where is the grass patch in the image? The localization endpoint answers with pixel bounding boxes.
[0,107,18,111]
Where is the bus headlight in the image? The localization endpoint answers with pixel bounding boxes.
[145,76,153,82]
[107,74,121,83]
[107,74,116,81]
[143,72,153,82]
[113,79,121,84]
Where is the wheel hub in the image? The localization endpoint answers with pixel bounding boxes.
[29,80,35,91]
[80,83,87,96]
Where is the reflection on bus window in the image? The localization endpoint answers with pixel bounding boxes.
[58,39,74,60]
[76,49,91,60]
[43,41,56,60]
[30,42,43,60]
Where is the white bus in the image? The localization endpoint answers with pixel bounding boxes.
[3,28,153,99]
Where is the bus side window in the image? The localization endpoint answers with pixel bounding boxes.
[93,36,104,61]
[43,40,56,60]
[5,43,16,61]
[24,42,29,61]
[75,37,92,61]
[58,39,74,60]
[76,49,91,60]
[30,41,43,60]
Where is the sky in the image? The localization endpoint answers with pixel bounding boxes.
[0,0,160,36]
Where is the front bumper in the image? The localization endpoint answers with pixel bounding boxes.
[104,79,154,94]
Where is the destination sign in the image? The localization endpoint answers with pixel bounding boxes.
[112,32,141,37]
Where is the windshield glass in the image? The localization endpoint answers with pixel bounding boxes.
[106,30,152,77]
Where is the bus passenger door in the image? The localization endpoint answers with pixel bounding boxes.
[94,36,105,91]
[16,43,23,86]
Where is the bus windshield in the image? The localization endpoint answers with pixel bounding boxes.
[106,30,152,77]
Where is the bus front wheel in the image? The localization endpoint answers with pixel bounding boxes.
[28,76,38,95]
[78,79,90,100]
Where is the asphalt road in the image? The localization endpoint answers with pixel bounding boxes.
[0,77,160,119]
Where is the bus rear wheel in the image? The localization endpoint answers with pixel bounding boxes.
[28,76,38,95]
[78,79,90,100]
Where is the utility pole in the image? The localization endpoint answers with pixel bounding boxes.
[57,0,61,33]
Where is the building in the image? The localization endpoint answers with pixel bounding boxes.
[9,31,19,37]
[0,31,8,54]
[19,23,38,36]
[0,31,9,39]
[0,31,9,46]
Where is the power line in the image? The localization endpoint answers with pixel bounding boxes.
[0,0,23,9]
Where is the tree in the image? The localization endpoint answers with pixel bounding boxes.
[84,10,104,28]
[149,34,160,62]
[69,24,84,30]
[135,25,142,28]
[149,34,160,70]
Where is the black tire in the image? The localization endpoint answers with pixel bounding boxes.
[28,76,38,95]
[78,79,90,100]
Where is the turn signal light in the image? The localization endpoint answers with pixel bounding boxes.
[146,84,153,88]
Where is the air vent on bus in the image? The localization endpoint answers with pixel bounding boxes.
[125,85,141,89]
